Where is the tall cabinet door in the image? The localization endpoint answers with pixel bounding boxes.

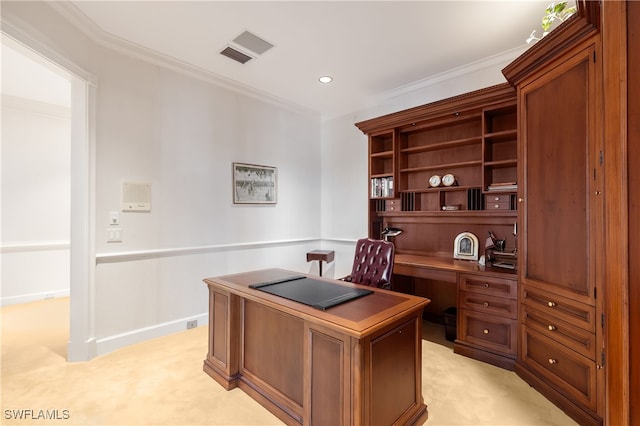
[520,43,600,304]
[517,40,604,425]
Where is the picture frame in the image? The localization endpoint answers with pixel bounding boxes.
[233,162,277,204]
[453,232,479,261]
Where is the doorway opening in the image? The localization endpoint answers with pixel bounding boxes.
[1,32,95,361]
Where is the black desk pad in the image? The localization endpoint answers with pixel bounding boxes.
[250,275,373,310]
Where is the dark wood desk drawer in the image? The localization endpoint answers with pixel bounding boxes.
[459,291,517,319]
[521,326,597,412]
[459,273,517,299]
[521,304,596,361]
[459,308,516,355]
[521,285,595,332]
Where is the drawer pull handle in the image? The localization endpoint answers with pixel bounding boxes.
[518,197,524,203]
[548,358,557,365]
[483,329,490,335]
[483,302,489,307]
[483,283,489,288]
[548,325,557,331]
[494,197,500,201]
[548,301,556,307]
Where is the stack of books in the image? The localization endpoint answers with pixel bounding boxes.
[487,182,517,191]
[371,177,394,198]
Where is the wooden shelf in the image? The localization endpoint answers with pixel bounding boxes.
[400,136,481,154]
[400,185,478,194]
[484,129,517,141]
[400,160,482,174]
[484,159,517,167]
[371,150,393,158]
[378,210,517,218]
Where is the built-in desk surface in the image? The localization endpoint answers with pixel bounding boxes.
[394,253,517,282]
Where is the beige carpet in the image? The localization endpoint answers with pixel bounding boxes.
[1,298,577,425]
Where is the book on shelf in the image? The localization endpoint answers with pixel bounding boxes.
[487,182,518,191]
[371,176,393,198]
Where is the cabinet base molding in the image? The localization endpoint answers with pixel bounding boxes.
[453,341,515,371]
[514,361,602,426]
[203,359,239,391]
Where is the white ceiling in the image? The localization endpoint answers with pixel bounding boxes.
[10,1,555,118]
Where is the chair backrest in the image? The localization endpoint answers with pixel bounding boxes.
[348,238,395,289]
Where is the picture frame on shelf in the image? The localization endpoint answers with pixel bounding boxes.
[233,162,277,204]
[453,232,479,261]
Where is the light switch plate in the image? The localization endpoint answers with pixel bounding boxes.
[107,228,122,243]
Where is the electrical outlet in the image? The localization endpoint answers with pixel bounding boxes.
[186,320,197,329]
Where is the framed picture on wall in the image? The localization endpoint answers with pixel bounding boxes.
[233,163,277,204]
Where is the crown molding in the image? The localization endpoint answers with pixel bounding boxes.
[48,2,320,121]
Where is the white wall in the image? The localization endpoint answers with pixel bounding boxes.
[91,45,323,346]
[1,95,71,305]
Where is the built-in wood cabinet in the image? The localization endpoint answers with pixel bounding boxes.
[356,85,520,369]
[503,7,604,426]
[357,84,520,256]
[358,2,634,425]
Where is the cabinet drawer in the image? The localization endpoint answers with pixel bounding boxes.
[459,274,517,299]
[385,199,402,211]
[459,291,517,319]
[485,194,513,210]
[521,304,596,361]
[459,309,516,355]
[521,326,597,411]
[487,202,511,210]
[521,285,595,332]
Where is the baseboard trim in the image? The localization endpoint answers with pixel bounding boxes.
[67,337,97,362]
[96,312,209,356]
[1,289,70,307]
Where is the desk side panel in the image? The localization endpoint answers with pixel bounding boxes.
[364,311,428,426]
[203,287,240,390]
[305,325,351,426]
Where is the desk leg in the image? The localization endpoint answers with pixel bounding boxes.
[319,261,323,277]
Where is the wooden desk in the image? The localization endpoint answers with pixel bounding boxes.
[393,254,518,370]
[203,268,430,426]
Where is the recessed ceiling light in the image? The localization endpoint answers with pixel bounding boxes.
[318,75,333,84]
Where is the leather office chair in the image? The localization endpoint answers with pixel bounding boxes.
[342,238,395,289]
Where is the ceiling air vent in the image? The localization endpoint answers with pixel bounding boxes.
[220,46,253,64]
[233,31,274,56]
